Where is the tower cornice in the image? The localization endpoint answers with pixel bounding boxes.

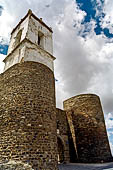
[3,38,55,63]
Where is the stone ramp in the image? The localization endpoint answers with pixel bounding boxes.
[58,163,113,170]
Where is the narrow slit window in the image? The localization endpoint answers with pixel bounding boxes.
[38,35,41,45]
[38,31,44,48]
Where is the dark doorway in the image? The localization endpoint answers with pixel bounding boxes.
[57,137,64,163]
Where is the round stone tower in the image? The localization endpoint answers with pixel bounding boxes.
[64,94,112,163]
[0,10,58,170]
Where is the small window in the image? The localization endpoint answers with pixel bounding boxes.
[38,31,44,48]
[14,30,22,48]
[57,120,59,129]
[38,35,41,45]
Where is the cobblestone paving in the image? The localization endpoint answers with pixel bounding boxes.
[58,163,113,170]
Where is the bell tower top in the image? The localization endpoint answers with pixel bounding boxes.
[3,9,55,72]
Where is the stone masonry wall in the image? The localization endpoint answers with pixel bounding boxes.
[0,160,34,170]
[0,61,58,170]
[64,94,112,163]
[56,108,70,163]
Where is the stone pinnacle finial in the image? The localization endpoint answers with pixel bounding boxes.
[28,9,32,15]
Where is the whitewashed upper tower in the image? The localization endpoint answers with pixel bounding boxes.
[3,9,55,71]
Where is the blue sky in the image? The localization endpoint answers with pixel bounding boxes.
[1,0,113,154]
[0,5,8,55]
[76,0,113,38]
[0,44,8,55]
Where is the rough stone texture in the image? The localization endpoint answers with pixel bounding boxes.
[0,160,34,170]
[63,94,112,163]
[56,108,70,163]
[0,61,58,170]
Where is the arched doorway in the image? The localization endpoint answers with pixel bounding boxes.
[57,136,64,163]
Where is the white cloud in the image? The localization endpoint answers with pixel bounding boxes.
[105,113,113,129]
[0,54,5,73]
[104,113,113,155]
[101,0,113,33]
[0,8,14,40]
[55,17,113,113]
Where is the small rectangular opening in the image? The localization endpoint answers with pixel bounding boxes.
[14,29,22,48]
[38,31,44,48]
